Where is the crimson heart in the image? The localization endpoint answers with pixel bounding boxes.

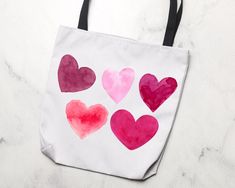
[66,100,108,139]
[111,110,158,150]
[58,54,96,92]
[139,74,177,112]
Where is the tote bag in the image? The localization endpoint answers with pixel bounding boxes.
[40,0,189,180]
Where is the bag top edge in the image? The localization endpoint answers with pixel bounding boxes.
[58,25,189,55]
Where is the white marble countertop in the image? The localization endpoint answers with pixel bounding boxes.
[0,0,235,187]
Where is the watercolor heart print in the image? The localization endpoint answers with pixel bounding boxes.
[139,74,178,112]
[111,110,159,150]
[66,100,108,139]
[102,68,135,103]
[58,54,96,92]
[57,54,178,150]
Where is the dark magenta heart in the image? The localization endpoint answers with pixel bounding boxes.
[139,74,177,112]
[111,109,158,150]
[58,54,96,92]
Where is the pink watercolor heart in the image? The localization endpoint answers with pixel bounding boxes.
[58,54,96,92]
[139,74,177,112]
[66,100,108,139]
[111,110,158,150]
[102,68,135,103]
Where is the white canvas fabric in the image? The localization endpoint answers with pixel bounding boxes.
[40,0,189,180]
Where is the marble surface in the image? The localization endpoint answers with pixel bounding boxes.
[0,0,235,187]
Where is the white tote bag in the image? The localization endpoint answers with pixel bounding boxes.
[40,0,189,180]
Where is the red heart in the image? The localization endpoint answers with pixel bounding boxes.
[66,100,108,139]
[111,110,158,150]
[58,54,96,92]
[139,74,177,112]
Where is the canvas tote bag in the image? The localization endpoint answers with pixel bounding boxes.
[40,0,189,180]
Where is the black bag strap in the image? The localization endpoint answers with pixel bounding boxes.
[78,0,90,30]
[78,0,183,46]
[163,0,183,46]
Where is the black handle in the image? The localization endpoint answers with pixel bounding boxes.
[78,0,183,47]
[163,0,183,46]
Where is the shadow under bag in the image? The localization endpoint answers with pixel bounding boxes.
[40,0,189,180]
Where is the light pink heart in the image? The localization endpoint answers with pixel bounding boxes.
[102,68,135,103]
